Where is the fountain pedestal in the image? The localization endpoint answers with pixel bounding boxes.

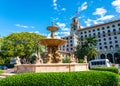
[14,63,88,73]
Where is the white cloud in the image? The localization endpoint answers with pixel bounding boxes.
[85,14,114,26]
[93,8,107,17]
[86,7,115,26]
[112,0,120,13]
[53,0,58,10]
[55,32,70,37]
[98,15,114,21]
[85,19,93,26]
[61,8,66,11]
[15,24,35,29]
[78,2,88,12]
[50,17,59,21]
[56,22,70,31]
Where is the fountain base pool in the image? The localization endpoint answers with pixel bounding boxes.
[14,63,88,73]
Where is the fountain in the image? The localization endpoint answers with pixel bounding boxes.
[39,22,66,63]
[14,23,88,73]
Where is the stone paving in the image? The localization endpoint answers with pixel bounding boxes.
[0,69,15,79]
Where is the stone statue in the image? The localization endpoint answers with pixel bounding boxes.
[16,56,21,65]
[83,56,87,63]
[70,57,76,63]
[35,54,43,64]
[45,53,53,63]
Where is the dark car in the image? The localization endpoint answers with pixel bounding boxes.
[0,65,8,70]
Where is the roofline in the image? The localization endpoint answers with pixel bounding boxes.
[78,19,120,31]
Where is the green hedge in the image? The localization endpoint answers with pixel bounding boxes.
[90,67,119,74]
[0,70,3,74]
[0,71,118,86]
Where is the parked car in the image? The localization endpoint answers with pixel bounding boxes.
[0,65,8,70]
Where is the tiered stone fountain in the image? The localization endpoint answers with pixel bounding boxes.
[40,22,66,63]
[14,23,88,73]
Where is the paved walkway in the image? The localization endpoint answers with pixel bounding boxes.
[0,69,15,79]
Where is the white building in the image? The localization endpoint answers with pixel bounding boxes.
[60,17,120,63]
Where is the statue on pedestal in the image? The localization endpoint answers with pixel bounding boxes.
[83,56,87,63]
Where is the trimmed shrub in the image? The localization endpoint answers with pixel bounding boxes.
[0,70,3,74]
[90,67,119,74]
[0,71,118,86]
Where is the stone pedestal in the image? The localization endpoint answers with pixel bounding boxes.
[14,63,88,73]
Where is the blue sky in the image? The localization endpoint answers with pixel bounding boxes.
[0,0,120,37]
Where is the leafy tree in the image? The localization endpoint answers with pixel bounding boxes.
[75,37,98,61]
[0,32,46,63]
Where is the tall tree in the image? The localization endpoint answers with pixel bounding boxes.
[0,32,46,63]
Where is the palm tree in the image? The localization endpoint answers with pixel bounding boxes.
[75,36,98,61]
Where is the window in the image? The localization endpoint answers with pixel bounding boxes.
[118,23,120,26]
[115,45,119,48]
[84,31,87,34]
[109,37,111,40]
[104,46,108,49]
[114,36,117,39]
[93,29,95,32]
[107,30,111,33]
[98,32,100,34]
[67,45,69,47]
[102,27,105,30]
[98,39,101,41]
[115,41,118,43]
[112,25,115,27]
[98,35,101,38]
[109,41,112,44]
[103,38,106,41]
[107,26,110,28]
[70,36,72,39]
[99,43,102,45]
[85,35,87,37]
[70,44,73,46]
[104,42,107,45]
[110,45,113,49]
[71,48,73,50]
[113,29,116,32]
[81,36,83,38]
[103,34,106,37]
[89,30,91,33]
[99,47,102,49]
[97,28,100,31]
[89,34,91,36]
[103,31,105,34]
[81,38,83,41]
[113,32,116,35]
[108,33,111,36]
[81,32,83,34]
[93,33,96,36]
[70,40,72,43]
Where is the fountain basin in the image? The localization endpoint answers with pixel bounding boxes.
[14,63,88,73]
[39,38,67,47]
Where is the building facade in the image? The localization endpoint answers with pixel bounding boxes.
[60,17,120,63]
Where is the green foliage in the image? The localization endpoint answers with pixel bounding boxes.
[0,71,118,86]
[75,37,98,61]
[0,70,3,74]
[90,67,119,74]
[0,32,45,63]
[62,58,70,63]
[78,59,84,63]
